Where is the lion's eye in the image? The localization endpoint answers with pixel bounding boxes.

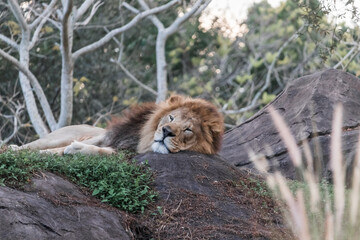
[185,128,192,133]
[169,115,174,122]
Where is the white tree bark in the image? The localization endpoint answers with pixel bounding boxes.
[156,31,168,102]
[0,48,57,131]
[137,0,211,102]
[72,0,180,60]
[1,0,184,138]
[8,0,51,137]
[19,33,50,137]
[58,0,74,128]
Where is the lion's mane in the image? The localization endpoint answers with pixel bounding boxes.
[103,95,224,154]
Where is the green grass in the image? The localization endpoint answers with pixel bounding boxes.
[289,179,335,202]
[0,149,157,213]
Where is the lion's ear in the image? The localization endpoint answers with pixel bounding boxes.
[210,124,223,134]
[166,94,184,105]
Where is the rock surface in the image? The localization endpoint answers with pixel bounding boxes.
[220,69,360,182]
[133,152,292,239]
[0,172,130,240]
[0,153,292,240]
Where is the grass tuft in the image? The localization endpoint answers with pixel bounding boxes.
[251,105,360,239]
[0,149,157,213]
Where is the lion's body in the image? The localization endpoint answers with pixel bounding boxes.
[12,95,224,155]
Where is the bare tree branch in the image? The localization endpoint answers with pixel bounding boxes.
[0,34,19,50]
[0,97,25,146]
[75,0,94,21]
[72,0,180,60]
[224,23,306,115]
[29,2,58,49]
[333,45,358,69]
[106,25,158,96]
[0,48,57,129]
[111,59,158,96]
[136,0,164,30]
[61,0,73,63]
[164,0,210,37]
[29,0,58,29]
[8,0,28,32]
[122,2,140,15]
[343,48,360,70]
[76,1,103,26]
[138,0,211,102]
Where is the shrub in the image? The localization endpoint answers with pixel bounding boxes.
[0,150,157,213]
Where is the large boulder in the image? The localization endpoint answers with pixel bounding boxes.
[132,152,292,239]
[0,172,130,240]
[220,69,360,182]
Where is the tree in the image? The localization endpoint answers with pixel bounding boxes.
[0,0,188,138]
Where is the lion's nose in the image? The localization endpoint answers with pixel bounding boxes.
[162,126,175,138]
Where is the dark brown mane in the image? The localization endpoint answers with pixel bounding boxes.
[103,102,157,151]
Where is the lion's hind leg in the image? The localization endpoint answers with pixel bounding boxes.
[8,125,106,155]
[64,141,115,155]
[39,146,67,155]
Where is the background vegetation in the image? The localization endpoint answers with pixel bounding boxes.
[0,0,359,143]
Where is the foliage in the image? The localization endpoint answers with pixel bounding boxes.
[0,150,157,213]
[1,0,360,143]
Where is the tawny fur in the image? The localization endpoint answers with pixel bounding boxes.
[138,95,224,154]
[10,95,224,155]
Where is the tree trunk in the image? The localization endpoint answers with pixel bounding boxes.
[18,30,49,137]
[155,31,168,103]
[57,1,74,128]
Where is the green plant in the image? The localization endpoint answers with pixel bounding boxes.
[0,150,157,213]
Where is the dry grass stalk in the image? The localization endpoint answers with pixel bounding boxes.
[268,106,302,168]
[303,139,320,211]
[248,151,269,173]
[274,172,311,238]
[296,190,311,240]
[350,133,360,225]
[249,104,360,240]
[269,107,320,212]
[325,201,335,240]
[330,104,345,233]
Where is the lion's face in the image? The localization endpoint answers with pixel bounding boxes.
[151,108,202,154]
[138,95,224,155]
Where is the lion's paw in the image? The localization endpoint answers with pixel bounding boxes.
[8,145,21,151]
[39,149,53,154]
[64,141,86,155]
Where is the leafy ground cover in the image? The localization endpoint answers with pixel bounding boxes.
[0,148,156,213]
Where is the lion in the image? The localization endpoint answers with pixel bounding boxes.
[10,95,224,155]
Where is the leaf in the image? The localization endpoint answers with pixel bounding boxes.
[261,92,276,104]
[250,56,264,68]
[42,26,54,33]
[265,52,276,63]
[51,44,60,51]
[7,21,21,36]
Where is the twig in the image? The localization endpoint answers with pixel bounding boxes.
[333,45,357,69]
[72,0,180,60]
[224,23,306,115]
[75,1,104,26]
[111,59,158,96]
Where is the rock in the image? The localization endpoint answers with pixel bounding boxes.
[133,151,292,239]
[0,172,130,240]
[0,153,292,240]
[220,69,360,182]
